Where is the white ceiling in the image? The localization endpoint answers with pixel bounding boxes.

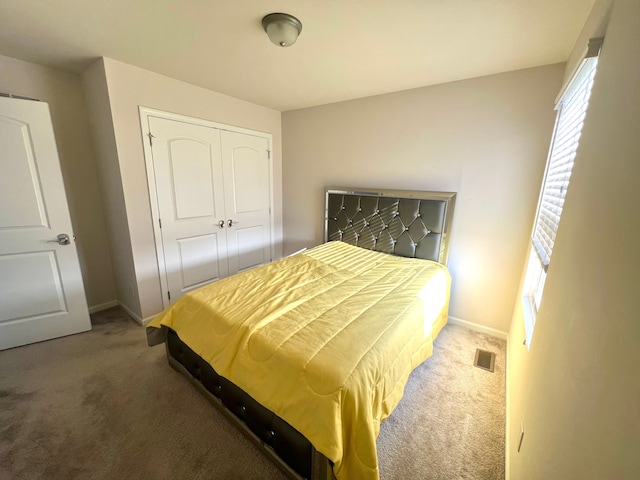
[0,0,595,112]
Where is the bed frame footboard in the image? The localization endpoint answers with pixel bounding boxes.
[162,326,336,480]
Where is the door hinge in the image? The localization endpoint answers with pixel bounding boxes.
[267,149,271,159]
[148,132,155,147]
[167,291,171,301]
[158,218,162,228]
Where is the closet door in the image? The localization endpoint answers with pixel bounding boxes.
[221,131,272,274]
[148,117,228,303]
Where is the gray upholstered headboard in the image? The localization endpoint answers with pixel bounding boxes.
[325,188,456,265]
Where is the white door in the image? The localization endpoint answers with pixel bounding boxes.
[145,115,273,306]
[148,116,229,304]
[0,97,91,350]
[222,131,272,274]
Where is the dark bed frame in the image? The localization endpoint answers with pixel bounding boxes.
[156,188,456,480]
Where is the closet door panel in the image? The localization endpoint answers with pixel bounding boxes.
[222,131,272,274]
[149,116,228,303]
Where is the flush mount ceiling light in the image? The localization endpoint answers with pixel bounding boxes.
[262,13,302,47]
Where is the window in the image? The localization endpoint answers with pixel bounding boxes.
[522,37,602,348]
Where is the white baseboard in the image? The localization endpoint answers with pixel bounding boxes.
[448,316,508,340]
[117,302,144,326]
[117,302,158,326]
[141,314,157,326]
[88,300,119,314]
[91,300,157,326]
[286,247,307,257]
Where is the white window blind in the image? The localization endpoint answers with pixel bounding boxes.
[531,39,601,269]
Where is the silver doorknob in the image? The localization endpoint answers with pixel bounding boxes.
[228,219,239,228]
[217,220,225,229]
[47,233,71,245]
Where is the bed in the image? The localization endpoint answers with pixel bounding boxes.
[147,188,456,480]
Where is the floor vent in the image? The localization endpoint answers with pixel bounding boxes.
[474,348,496,373]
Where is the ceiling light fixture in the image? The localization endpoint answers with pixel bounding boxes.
[262,13,302,47]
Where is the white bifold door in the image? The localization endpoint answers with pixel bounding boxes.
[146,115,272,307]
[0,97,91,350]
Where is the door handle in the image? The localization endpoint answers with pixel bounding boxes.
[217,220,225,229]
[47,233,71,245]
[228,219,239,228]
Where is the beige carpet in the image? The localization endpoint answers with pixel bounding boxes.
[377,323,506,479]
[0,308,505,479]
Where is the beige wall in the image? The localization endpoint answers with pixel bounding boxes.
[82,59,139,315]
[282,64,564,333]
[90,58,283,320]
[507,0,640,478]
[0,54,116,309]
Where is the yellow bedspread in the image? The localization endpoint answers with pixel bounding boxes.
[147,241,450,480]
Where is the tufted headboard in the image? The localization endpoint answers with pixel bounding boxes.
[325,188,456,265]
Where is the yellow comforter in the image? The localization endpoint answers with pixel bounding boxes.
[147,241,450,480]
